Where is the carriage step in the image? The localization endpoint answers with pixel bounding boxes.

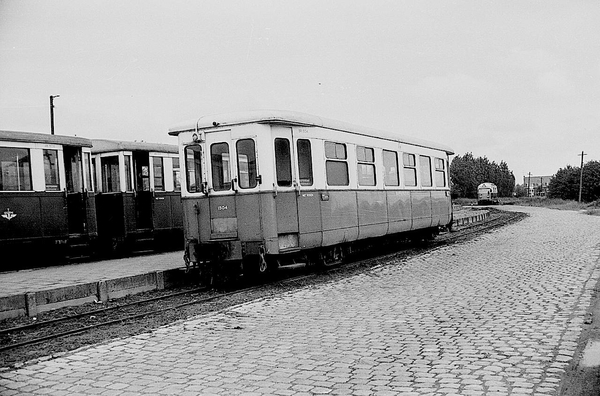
[277,262,307,270]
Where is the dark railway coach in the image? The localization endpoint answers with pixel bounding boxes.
[169,111,454,277]
[91,139,183,254]
[0,130,97,269]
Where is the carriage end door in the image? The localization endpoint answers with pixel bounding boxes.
[272,127,300,250]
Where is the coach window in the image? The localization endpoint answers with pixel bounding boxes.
[434,158,446,187]
[357,146,375,186]
[84,152,93,191]
[297,139,313,186]
[211,143,231,191]
[419,155,433,187]
[325,141,349,186]
[43,149,60,191]
[124,155,133,191]
[101,156,120,192]
[0,147,32,191]
[185,146,203,193]
[275,138,292,187]
[383,150,399,186]
[153,157,164,191]
[403,153,417,187]
[173,157,181,192]
[237,139,257,189]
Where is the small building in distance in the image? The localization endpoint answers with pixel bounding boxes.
[524,175,553,197]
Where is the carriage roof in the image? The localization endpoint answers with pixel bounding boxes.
[0,130,92,147]
[168,110,454,155]
[91,139,178,155]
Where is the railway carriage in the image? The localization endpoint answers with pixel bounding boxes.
[0,130,97,269]
[477,182,499,205]
[91,139,183,254]
[169,110,454,277]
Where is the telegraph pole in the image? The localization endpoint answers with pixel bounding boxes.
[527,172,531,197]
[49,95,60,135]
[578,151,587,203]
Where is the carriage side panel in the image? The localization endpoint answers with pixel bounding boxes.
[321,190,358,246]
[297,191,322,249]
[357,190,388,239]
[410,190,433,230]
[386,190,412,234]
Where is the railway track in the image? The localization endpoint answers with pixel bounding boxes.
[0,207,526,368]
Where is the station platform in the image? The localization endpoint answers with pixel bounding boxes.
[0,208,490,321]
[0,251,186,320]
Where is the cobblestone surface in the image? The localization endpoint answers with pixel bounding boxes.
[2,206,600,395]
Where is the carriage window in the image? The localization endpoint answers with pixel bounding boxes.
[403,153,417,187]
[275,138,292,187]
[92,158,97,192]
[357,146,375,186]
[185,145,203,193]
[419,155,433,187]
[434,158,446,187]
[124,155,133,192]
[237,139,257,189]
[325,141,349,186]
[297,139,313,186]
[101,156,120,192]
[153,157,164,191]
[383,150,399,186]
[211,143,231,191]
[172,157,181,192]
[43,149,60,191]
[84,152,93,191]
[0,147,32,191]
[65,148,83,193]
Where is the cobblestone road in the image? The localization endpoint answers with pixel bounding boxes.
[2,206,600,395]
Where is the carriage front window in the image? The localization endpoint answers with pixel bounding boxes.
[237,139,257,189]
[325,141,349,186]
[211,143,231,191]
[403,153,417,187]
[275,138,292,187]
[0,147,32,191]
[419,155,432,187]
[357,146,375,186]
[43,149,60,191]
[185,145,203,193]
[434,158,446,187]
[297,139,313,186]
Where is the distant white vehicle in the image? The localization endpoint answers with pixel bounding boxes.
[477,182,499,205]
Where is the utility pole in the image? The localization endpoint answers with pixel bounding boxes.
[528,172,531,197]
[578,151,587,203]
[49,95,60,135]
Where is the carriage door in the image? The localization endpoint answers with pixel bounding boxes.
[206,131,238,239]
[133,152,153,230]
[272,127,300,251]
[63,146,86,234]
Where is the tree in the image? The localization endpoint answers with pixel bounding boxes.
[548,161,600,202]
[514,184,527,197]
[450,153,515,198]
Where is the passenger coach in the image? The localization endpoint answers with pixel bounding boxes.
[0,130,96,269]
[168,110,454,277]
[91,139,183,254]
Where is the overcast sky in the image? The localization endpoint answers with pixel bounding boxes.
[1,1,599,182]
